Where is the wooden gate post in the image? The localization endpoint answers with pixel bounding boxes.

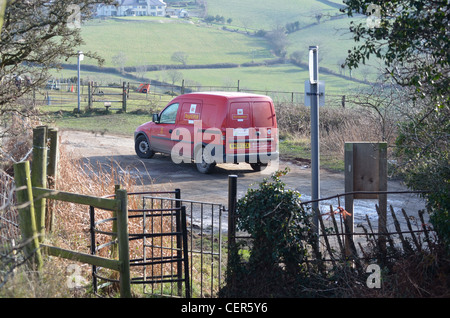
[116,189,131,298]
[46,128,59,232]
[14,161,43,270]
[87,81,92,109]
[31,126,48,242]
[344,142,388,256]
[122,82,127,113]
[110,185,121,260]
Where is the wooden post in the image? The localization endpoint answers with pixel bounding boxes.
[344,142,388,256]
[122,82,127,112]
[378,143,388,255]
[344,143,354,257]
[46,128,59,232]
[116,189,131,298]
[14,161,43,270]
[111,185,121,260]
[87,81,92,109]
[31,126,48,242]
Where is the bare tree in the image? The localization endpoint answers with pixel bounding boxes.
[112,51,128,73]
[171,51,189,66]
[0,0,115,113]
[265,26,289,58]
[347,83,408,144]
[136,65,148,79]
[0,0,116,169]
[166,69,183,86]
[290,50,305,66]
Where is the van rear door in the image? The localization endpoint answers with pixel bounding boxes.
[227,101,252,153]
[252,101,276,128]
[251,100,277,157]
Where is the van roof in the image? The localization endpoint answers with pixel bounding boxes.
[181,91,271,100]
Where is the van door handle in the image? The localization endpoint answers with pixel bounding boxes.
[169,129,173,133]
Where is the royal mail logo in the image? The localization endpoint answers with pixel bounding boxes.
[184,113,200,120]
[232,109,248,121]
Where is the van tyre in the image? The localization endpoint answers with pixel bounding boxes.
[250,162,268,172]
[135,135,154,159]
[196,146,216,174]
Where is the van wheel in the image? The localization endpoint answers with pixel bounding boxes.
[250,163,268,171]
[196,147,216,174]
[135,135,154,159]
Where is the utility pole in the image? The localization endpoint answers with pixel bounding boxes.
[309,46,320,234]
[77,51,84,113]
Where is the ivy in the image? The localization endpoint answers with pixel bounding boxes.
[235,168,317,275]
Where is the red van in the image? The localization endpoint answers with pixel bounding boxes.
[134,92,278,173]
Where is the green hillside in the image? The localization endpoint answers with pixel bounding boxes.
[58,0,377,97]
[78,18,272,67]
[206,0,339,30]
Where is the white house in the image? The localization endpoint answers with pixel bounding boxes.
[97,0,167,17]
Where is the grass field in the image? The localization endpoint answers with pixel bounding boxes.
[46,0,376,171]
[139,64,364,95]
[56,0,379,95]
[76,18,272,67]
[206,0,339,30]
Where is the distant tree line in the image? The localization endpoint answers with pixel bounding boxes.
[204,15,232,25]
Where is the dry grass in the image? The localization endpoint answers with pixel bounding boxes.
[275,102,396,162]
[2,129,199,297]
[50,145,178,295]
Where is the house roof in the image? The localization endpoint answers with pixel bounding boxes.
[149,0,166,5]
[118,0,166,6]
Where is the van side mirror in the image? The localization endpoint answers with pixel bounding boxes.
[152,113,160,123]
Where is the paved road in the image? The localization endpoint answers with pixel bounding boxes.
[62,130,427,229]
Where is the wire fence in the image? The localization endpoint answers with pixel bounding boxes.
[0,170,21,289]
[30,79,349,112]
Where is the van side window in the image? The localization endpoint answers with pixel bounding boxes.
[160,103,179,124]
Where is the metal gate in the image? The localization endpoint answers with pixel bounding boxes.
[89,189,226,298]
[141,193,226,298]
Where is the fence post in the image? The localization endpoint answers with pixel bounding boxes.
[345,142,388,257]
[31,126,48,242]
[14,161,44,270]
[378,143,388,255]
[175,188,183,296]
[122,82,127,113]
[227,175,237,255]
[227,175,238,287]
[111,185,121,260]
[46,128,59,232]
[116,189,131,298]
[89,205,98,294]
[88,82,92,109]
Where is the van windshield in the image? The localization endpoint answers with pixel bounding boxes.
[160,103,179,124]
